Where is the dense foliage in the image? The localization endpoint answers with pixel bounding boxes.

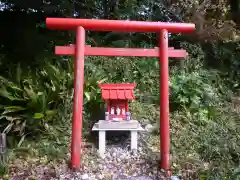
[0,0,240,179]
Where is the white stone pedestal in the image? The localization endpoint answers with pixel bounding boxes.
[99,130,106,157]
[92,120,144,157]
[131,130,138,150]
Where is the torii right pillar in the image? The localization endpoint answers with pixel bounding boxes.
[159,29,170,174]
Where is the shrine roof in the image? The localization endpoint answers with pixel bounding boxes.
[98,83,136,100]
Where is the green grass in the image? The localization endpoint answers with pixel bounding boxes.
[1,94,240,180]
[130,101,240,180]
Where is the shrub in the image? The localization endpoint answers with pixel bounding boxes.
[169,70,222,121]
[0,61,73,145]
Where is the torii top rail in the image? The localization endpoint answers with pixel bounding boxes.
[46,17,195,175]
[46,18,194,32]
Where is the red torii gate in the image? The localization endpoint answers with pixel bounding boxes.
[46,18,195,174]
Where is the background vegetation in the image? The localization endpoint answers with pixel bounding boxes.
[0,0,240,179]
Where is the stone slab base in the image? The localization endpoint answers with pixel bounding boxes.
[97,120,140,129]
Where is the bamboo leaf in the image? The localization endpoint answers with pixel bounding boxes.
[3,123,14,134]
[0,88,15,100]
[45,110,56,116]
[24,86,38,103]
[33,113,44,119]
[17,134,26,147]
[84,92,91,101]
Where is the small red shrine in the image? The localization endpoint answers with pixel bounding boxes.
[98,83,136,121]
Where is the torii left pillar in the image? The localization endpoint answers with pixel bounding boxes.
[159,29,170,172]
[71,26,85,170]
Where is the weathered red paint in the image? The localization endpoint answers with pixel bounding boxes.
[46,18,195,33]
[71,26,85,170]
[55,46,187,58]
[159,29,171,172]
[99,84,136,100]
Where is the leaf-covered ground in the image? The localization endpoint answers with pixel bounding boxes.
[3,129,169,180]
